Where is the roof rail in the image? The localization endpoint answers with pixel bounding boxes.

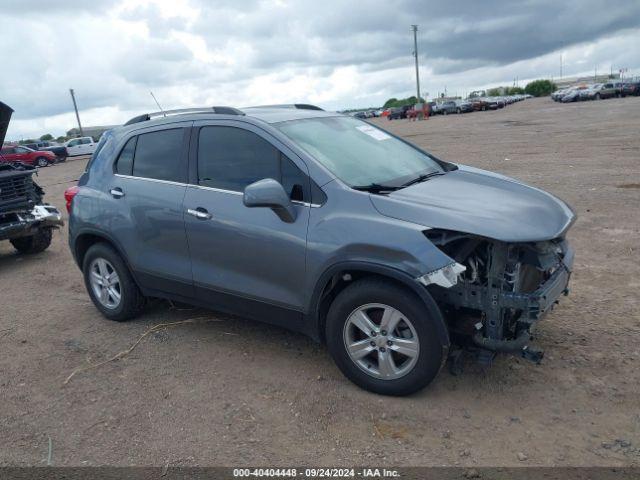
[244,104,324,111]
[123,106,245,126]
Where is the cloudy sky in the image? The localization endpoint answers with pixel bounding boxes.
[2,0,639,139]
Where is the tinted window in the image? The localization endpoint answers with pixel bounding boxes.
[197,126,311,201]
[68,139,80,147]
[115,137,136,175]
[133,128,184,182]
[81,138,92,144]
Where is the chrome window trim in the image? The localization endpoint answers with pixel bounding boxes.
[114,174,321,207]
[114,174,187,187]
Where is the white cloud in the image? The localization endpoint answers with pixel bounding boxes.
[2,0,639,140]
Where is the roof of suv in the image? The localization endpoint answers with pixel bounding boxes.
[115,105,339,137]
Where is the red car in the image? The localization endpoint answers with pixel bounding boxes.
[0,145,56,167]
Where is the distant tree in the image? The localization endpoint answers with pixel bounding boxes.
[383,98,398,108]
[40,133,54,141]
[19,139,37,145]
[486,87,502,96]
[55,136,66,143]
[383,96,426,108]
[525,79,557,97]
[506,86,525,95]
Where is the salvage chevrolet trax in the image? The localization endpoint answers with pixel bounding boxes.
[66,105,575,395]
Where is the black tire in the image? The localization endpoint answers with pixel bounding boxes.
[35,156,50,167]
[456,108,462,114]
[10,227,52,254]
[325,278,445,396]
[82,242,144,322]
[595,93,601,100]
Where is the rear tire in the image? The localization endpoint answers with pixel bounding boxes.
[326,278,444,396]
[595,93,601,100]
[82,242,144,322]
[10,228,52,254]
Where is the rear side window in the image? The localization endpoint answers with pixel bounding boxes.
[115,137,136,175]
[132,128,184,182]
[197,126,311,202]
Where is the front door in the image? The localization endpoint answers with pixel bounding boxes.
[183,121,311,326]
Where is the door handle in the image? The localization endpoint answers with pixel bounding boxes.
[187,208,212,220]
[110,187,125,198]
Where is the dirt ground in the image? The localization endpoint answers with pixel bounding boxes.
[1,97,639,467]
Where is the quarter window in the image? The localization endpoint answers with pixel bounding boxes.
[115,137,136,175]
[197,126,309,201]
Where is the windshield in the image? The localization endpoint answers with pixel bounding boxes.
[276,116,443,187]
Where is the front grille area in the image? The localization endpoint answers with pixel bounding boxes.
[0,171,36,213]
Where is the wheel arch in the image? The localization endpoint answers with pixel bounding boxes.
[307,261,450,347]
[72,229,140,287]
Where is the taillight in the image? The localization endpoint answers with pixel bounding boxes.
[64,186,80,213]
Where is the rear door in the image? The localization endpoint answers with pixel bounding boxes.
[81,137,96,155]
[110,123,193,297]
[183,120,311,324]
[13,146,32,164]
[66,139,82,156]
[0,147,17,162]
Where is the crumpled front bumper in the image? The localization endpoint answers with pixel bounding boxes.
[0,204,64,241]
[432,242,574,324]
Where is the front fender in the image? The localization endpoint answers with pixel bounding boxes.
[307,260,450,347]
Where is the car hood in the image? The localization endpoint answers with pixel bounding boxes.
[369,165,575,242]
[0,102,14,147]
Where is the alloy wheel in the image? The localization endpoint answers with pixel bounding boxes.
[89,258,122,309]
[343,303,419,380]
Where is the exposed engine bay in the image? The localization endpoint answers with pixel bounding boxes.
[423,229,574,367]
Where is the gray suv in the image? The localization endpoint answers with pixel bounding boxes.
[67,105,575,395]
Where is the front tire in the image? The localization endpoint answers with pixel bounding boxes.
[10,228,52,254]
[36,157,50,167]
[82,243,144,322]
[326,278,444,396]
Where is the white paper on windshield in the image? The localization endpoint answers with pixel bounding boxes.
[356,124,391,141]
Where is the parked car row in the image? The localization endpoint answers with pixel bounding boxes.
[1,136,98,167]
[352,109,383,119]
[384,94,531,120]
[552,81,640,103]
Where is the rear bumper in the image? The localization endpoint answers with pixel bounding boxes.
[0,204,64,241]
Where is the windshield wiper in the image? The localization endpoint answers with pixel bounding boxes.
[401,171,445,187]
[352,183,402,194]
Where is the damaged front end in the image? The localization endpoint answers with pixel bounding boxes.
[0,162,64,242]
[421,229,574,366]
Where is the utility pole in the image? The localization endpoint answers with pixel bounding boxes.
[69,89,84,137]
[560,54,563,79]
[411,25,421,102]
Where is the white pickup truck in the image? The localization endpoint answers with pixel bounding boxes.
[64,136,97,157]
